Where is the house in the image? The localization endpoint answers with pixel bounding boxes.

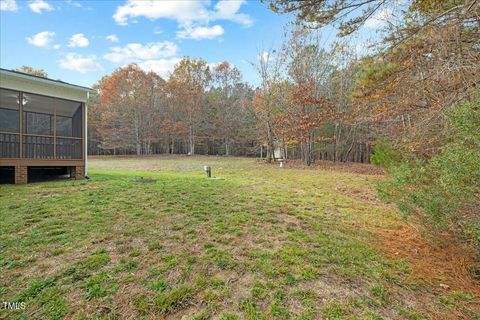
[0,68,94,184]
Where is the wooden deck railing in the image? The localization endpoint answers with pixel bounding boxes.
[23,135,54,159]
[56,137,82,159]
[0,133,20,158]
[0,132,82,160]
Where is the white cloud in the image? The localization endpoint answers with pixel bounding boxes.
[1,0,18,11]
[113,0,253,26]
[112,0,252,41]
[213,0,252,27]
[68,33,89,48]
[28,0,54,14]
[59,53,102,73]
[365,8,393,28]
[104,40,181,78]
[177,25,224,40]
[26,31,55,47]
[106,34,119,43]
[137,58,182,78]
[65,0,82,8]
[113,0,208,26]
[104,41,178,64]
[53,44,61,49]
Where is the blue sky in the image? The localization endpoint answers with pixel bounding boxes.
[0,0,389,88]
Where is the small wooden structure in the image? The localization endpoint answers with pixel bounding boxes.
[0,68,94,184]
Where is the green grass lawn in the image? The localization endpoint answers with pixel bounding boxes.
[0,156,478,319]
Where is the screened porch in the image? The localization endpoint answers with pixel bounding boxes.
[0,88,84,160]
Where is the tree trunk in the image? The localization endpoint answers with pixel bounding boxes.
[188,124,195,155]
[266,121,275,161]
[301,131,314,166]
[334,122,342,162]
[225,140,231,156]
[283,139,288,162]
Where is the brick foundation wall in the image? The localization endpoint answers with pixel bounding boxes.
[73,166,85,180]
[9,165,86,184]
[15,166,27,184]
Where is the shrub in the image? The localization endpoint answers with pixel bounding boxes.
[371,140,400,168]
[377,95,480,247]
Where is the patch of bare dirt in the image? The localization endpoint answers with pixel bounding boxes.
[335,186,385,205]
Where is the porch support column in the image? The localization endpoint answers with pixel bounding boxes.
[71,166,85,180]
[15,166,27,184]
[19,92,23,158]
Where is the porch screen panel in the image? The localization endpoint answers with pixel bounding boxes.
[0,88,20,158]
[56,116,72,137]
[71,103,82,138]
[23,93,55,135]
[22,93,55,158]
[24,112,52,135]
[56,100,82,159]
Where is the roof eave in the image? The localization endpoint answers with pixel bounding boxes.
[0,68,95,93]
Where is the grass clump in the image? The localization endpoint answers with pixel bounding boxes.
[239,298,265,320]
[219,313,240,320]
[116,257,139,272]
[148,279,169,292]
[85,249,111,270]
[18,278,56,301]
[38,287,69,320]
[154,285,195,314]
[321,303,347,319]
[84,272,118,300]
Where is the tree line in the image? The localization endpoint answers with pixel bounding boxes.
[88,61,257,157]
[89,1,479,166]
[87,34,375,164]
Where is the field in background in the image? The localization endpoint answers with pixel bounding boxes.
[1,156,478,319]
